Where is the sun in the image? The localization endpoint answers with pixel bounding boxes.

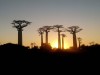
[51,41,58,48]
[51,41,70,49]
[64,43,70,49]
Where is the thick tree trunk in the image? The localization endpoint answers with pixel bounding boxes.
[62,36,64,49]
[59,32,61,49]
[46,31,48,44]
[18,28,22,46]
[73,33,77,49]
[79,41,80,48]
[58,28,61,49]
[41,34,43,46]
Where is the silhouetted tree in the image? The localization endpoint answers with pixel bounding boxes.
[89,42,95,46]
[42,26,53,44]
[11,20,31,45]
[31,43,34,48]
[38,27,44,46]
[61,34,66,49]
[53,25,65,49]
[67,26,82,49]
[77,37,82,48]
[40,43,52,51]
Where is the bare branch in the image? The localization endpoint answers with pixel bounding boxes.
[21,24,28,28]
[61,34,66,37]
[42,26,53,32]
[53,25,65,32]
[38,27,44,35]
[66,26,82,34]
[78,37,82,41]
[53,25,64,29]
[11,20,31,29]
[76,28,83,33]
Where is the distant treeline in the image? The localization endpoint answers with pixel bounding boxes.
[0,43,100,66]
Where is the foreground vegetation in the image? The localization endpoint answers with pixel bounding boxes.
[0,43,100,66]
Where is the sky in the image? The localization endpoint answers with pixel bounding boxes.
[0,0,100,48]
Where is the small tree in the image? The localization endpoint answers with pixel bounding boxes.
[77,37,82,48]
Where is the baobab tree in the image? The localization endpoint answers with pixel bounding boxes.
[89,42,95,46]
[53,25,65,49]
[31,43,34,48]
[11,20,31,45]
[61,34,66,49]
[38,27,44,46]
[42,26,53,44]
[77,37,82,48]
[67,26,82,49]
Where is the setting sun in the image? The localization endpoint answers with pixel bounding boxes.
[51,40,70,49]
[51,41,58,48]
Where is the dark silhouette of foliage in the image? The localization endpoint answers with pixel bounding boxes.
[77,37,82,48]
[0,43,100,66]
[38,27,44,46]
[42,26,53,44]
[66,26,82,49]
[11,20,31,46]
[53,25,66,49]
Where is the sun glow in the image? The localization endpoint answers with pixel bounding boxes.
[51,41,58,48]
[51,40,70,49]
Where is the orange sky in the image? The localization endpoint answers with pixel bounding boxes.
[0,0,100,48]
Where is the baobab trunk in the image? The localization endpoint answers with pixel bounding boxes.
[41,33,43,46]
[46,31,48,44]
[58,29,61,49]
[79,41,80,48]
[59,32,61,49]
[73,32,77,49]
[18,28,22,46]
[62,36,64,49]
[78,37,82,48]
